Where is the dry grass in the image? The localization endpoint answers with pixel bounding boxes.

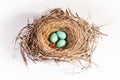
[16,8,103,67]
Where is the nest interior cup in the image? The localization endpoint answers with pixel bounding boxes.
[16,8,102,66]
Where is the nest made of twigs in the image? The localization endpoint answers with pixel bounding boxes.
[16,8,103,66]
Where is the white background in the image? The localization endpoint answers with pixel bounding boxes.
[0,0,120,80]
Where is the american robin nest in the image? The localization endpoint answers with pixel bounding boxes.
[16,8,103,66]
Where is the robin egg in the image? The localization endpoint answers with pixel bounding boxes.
[56,30,67,39]
[49,32,58,43]
[56,39,66,48]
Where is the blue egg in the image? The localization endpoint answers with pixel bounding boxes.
[56,30,67,40]
[49,33,58,43]
[56,39,66,48]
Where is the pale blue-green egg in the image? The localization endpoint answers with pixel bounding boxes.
[56,39,66,48]
[49,33,58,43]
[56,30,67,39]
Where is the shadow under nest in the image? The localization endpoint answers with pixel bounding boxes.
[16,8,103,67]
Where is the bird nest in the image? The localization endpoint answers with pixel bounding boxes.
[16,8,103,66]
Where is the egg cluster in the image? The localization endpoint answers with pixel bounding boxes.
[49,30,67,48]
